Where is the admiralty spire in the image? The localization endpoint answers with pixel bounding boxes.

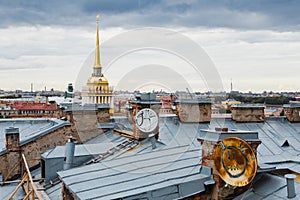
[82,15,113,108]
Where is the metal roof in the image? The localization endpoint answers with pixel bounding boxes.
[58,116,300,199]
[57,117,212,199]
[283,103,300,108]
[2,116,300,199]
[174,99,212,104]
[234,173,300,200]
[97,122,115,129]
[198,129,260,142]
[58,145,212,200]
[231,104,265,108]
[0,183,25,200]
[0,118,70,155]
[41,143,115,159]
[0,167,43,199]
[60,103,110,111]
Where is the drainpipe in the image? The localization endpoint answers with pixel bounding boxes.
[285,174,297,198]
[63,137,75,170]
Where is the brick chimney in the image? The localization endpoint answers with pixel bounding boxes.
[1,127,22,181]
[198,128,261,199]
[231,104,265,122]
[130,93,161,140]
[174,99,211,123]
[283,103,300,122]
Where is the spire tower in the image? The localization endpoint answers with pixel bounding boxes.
[83,15,113,108]
[93,15,102,76]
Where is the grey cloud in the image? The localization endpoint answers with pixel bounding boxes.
[0,0,299,30]
[0,65,44,71]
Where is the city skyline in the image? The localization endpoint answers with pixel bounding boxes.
[0,1,300,92]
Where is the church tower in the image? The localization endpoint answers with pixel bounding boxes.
[82,15,113,107]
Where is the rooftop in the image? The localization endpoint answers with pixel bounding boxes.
[58,145,212,200]
[234,173,300,200]
[55,116,300,199]
[231,104,265,108]
[9,101,58,111]
[0,118,70,155]
[1,116,300,199]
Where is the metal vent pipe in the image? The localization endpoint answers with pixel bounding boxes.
[64,137,75,170]
[149,133,156,150]
[285,174,297,198]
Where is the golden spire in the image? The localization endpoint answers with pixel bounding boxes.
[94,15,102,69]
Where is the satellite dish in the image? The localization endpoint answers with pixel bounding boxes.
[214,137,257,187]
[135,108,158,133]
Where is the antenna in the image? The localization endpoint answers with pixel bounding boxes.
[186,88,193,99]
[230,78,233,92]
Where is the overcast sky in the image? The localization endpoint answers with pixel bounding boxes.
[0,0,300,92]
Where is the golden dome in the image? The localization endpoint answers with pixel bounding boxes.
[87,76,109,84]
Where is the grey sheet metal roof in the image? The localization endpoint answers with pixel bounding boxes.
[0,167,42,199]
[3,116,300,199]
[0,118,70,155]
[174,99,212,104]
[46,183,62,200]
[234,173,300,200]
[60,103,110,111]
[283,103,300,108]
[0,183,26,200]
[41,143,116,159]
[58,117,300,199]
[231,104,265,108]
[97,122,115,129]
[198,129,260,142]
[58,145,212,200]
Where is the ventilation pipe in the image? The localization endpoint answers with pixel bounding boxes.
[285,174,297,198]
[149,133,156,150]
[63,137,76,170]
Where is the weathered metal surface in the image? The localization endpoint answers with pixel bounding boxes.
[214,137,257,187]
[58,145,212,200]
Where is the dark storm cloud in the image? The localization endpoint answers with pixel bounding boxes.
[0,0,299,30]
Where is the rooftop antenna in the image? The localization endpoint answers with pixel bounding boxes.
[186,88,193,99]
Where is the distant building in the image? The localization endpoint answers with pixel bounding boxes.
[82,16,113,110]
[159,95,175,115]
[221,98,241,110]
[0,105,18,118]
[7,101,59,118]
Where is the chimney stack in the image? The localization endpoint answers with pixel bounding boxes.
[1,127,22,181]
[5,127,20,151]
[174,99,211,123]
[131,93,161,140]
[283,103,300,122]
[231,104,265,123]
[198,128,261,199]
